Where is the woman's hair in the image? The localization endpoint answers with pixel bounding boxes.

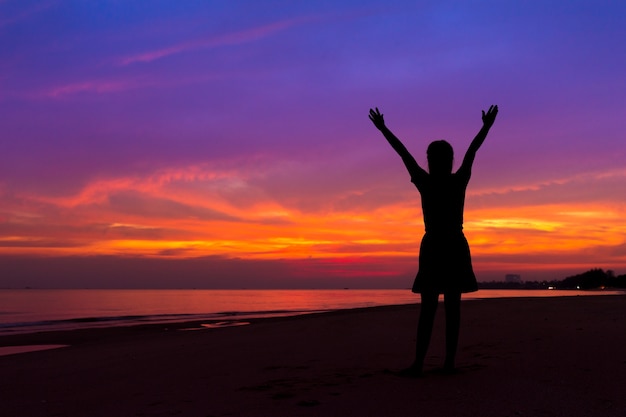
[427,140,454,175]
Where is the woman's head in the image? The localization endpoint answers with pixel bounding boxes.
[427,140,453,175]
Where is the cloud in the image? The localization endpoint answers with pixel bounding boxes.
[43,79,138,98]
[0,254,414,288]
[34,69,248,99]
[468,167,626,208]
[119,17,310,66]
[0,237,81,248]
[104,223,168,240]
[107,190,241,222]
[1,152,625,279]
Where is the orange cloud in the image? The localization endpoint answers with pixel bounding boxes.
[1,163,625,280]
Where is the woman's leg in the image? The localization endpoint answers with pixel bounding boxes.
[443,291,461,371]
[412,291,439,374]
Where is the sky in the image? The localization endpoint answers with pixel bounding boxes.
[1,0,625,288]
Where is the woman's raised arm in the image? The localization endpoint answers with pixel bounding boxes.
[458,105,499,178]
[369,107,427,180]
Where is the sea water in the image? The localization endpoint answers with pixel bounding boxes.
[0,288,623,336]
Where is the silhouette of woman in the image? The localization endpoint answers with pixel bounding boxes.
[369,105,498,376]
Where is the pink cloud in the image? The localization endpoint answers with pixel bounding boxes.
[35,70,246,99]
[43,79,137,98]
[119,17,309,66]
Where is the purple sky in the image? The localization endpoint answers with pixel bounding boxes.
[1,1,626,288]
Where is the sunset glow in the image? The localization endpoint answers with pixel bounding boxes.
[1,1,625,287]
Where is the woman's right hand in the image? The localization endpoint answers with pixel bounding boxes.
[481,105,499,128]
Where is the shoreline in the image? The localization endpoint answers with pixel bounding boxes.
[0,303,417,347]
[2,292,623,345]
[2,295,626,416]
[2,288,623,337]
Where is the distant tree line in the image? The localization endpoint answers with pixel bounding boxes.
[478,268,626,290]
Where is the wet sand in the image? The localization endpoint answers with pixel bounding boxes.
[1,295,625,416]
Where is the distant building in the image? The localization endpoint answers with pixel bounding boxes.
[505,274,522,283]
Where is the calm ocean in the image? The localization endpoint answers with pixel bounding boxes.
[1,289,623,336]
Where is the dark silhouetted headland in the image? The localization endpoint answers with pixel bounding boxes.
[478,268,626,290]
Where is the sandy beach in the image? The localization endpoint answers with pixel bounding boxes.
[1,295,625,417]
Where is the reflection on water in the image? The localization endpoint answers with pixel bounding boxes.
[0,289,623,335]
[201,321,251,329]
